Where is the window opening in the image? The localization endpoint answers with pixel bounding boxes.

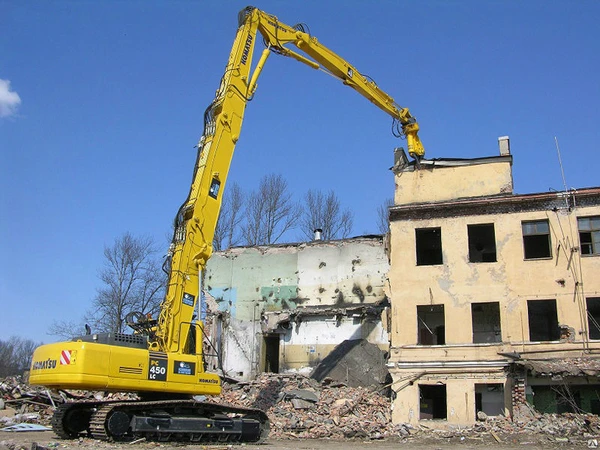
[471,302,501,343]
[475,383,504,417]
[468,224,497,262]
[532,385,600,414]
[527,299,559,341]
[419,384,447,420]
[578,216,600,255]
[587,297,600,340]
[417,305,445,345]
[416,227,443,266]
[522,220,551,259]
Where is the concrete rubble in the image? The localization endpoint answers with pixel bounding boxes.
[2,374,600,446]
[210,373,406,439]
[310,339,391,392]
[0,376,55,428]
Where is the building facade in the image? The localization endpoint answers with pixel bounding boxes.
[387,144,600,426]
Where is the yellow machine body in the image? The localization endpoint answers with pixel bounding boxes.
[30,339,220,396]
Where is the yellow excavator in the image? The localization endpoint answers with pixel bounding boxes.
[29,6,425,443]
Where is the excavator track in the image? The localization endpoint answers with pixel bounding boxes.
[53,399,269,443]
[51,401,97,439]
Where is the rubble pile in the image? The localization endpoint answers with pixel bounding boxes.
[0,376,56,427]
[212,373,411,439]
[0,376,136,429]
[2,373,600,444]
[214,373,600,443]
[470,411,600,437]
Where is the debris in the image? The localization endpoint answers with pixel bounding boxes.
[0,408,16,419]
[3,373,600,446]
[310,339,391,392]
[490,430,501,443]
[210,373,401,440]
[290,399,314,409]
[283,389,319,403]
[0,423,50,432]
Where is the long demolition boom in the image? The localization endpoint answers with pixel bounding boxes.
[154,6,426,355]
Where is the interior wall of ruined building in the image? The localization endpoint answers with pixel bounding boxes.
[388,150,600,426]
[203,237,390,381]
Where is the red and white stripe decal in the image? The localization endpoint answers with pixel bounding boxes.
[60,350,71,365]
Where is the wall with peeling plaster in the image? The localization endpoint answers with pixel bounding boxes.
[394,157,513,205]
[204,236,390,380]
[388,154,600,426]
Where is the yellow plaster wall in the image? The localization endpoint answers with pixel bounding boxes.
[392,371,510,426]
[394,158,513,205]
[389,206,600,351]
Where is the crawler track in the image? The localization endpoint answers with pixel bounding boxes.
[52,400,269,443]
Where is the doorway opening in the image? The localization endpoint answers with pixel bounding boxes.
[263,335,280,373]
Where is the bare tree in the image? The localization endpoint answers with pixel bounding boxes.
[242,174,301,245]
[0,336,42,376]
[300,189,354,241]
[84,233,166,334]
[48,319,86,340]
[213,182,245,251]
[377,198,394,234]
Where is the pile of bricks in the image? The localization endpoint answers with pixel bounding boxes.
[212,373,413,439]
[0,376,57,426]
[3,373,600,445]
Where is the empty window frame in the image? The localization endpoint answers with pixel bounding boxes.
[416,227,443,266]
[578,216,600,256]
[419,384,447,420]
[522,220,552,259]
[587,297,600,340]
[471,302,502,343]
[468,224,497,262]
[527,299,559,341]
[417,305,445,345]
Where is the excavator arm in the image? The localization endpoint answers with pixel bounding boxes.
[155,6,426,354]
[246,7,425,158]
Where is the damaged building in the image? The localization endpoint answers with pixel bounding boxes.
[202,236,391,383]
[388,137,600,426]
[200,136,600,427]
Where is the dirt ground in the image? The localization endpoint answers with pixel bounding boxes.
[0,430,591,450]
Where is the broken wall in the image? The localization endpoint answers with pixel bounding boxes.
[279,315,388,373]
[204,236,390,381]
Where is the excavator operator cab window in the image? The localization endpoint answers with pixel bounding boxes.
[183,322,198,355]
[209,178,221,199]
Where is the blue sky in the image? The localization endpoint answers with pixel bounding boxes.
[1,1,599,344]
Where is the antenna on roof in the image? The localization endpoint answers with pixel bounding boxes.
[554,137,571,210]
[555,137,568,193]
